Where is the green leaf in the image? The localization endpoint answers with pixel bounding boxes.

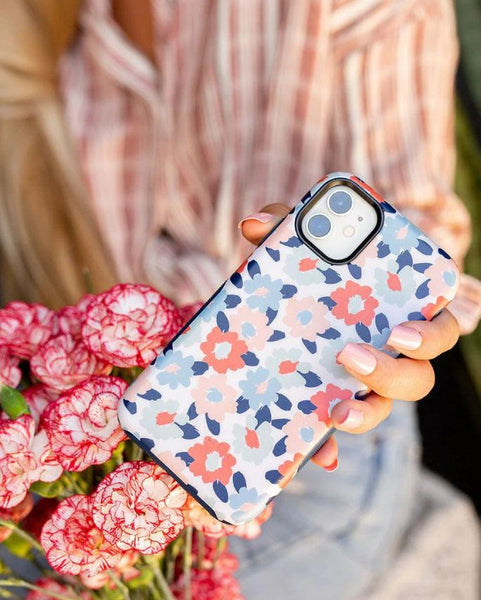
[0,386,30,419]
[29,479,67,498]
[2,531,32,559]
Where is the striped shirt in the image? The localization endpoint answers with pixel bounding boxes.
[60,0,480,331]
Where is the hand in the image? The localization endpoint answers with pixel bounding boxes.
[239,206,460,471]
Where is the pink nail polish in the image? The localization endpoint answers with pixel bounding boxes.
[340,409,364,430]
[237,212,274,229]
[337,343,376,375]
[387,325,422,351]
[324,459,339,472]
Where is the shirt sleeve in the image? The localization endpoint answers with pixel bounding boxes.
[329,0,481,333]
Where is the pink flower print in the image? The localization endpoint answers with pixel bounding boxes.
[188,437,236,485]
[283,297,329,341]
[310,384,352,425]
[425,257,458,300]
[331,281,378,326]
[229,306,273,351]
[283,412,329,455]
[200,327,248,374]
[192,374,238,422]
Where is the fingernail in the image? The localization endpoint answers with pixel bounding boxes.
[237,212,274,229]
[324,458,338,472]
[387,325,422,350]
[337,343,376,375]
[339,409,364,430]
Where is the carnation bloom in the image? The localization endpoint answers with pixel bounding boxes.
[53,294,94,339]
[0,416,38,509]
[172,569,245,600]
[183,497,235,539]
[30,333,112,392]
[0,302,55,360]
[25,578,92,600]
[42,376,127,472]
[0,415,62,509]
[23,384,60,426]
[191,535,239,572]
[80,550,140,589]
[92,461,187,554]
[0,346,21,388]
[41,495,123,577]
[0,494,34,542]
[82,283,183,367]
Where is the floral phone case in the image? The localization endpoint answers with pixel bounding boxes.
[118,172,459,525]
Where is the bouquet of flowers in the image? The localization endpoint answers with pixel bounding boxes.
[0,284,272,600]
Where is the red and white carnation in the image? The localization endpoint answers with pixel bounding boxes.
[0,494,34,542]
[53,294,94,339]
[80,550,140,589]
[25,578,92,600]
[23,384,60,426]
[30,333,112,392]
[41,495,123,577]
[42,376,127,472]
[0,302,55,360]
[0,416,38,509]
[172,569,245,600]
[82,283,183,367]
[0,346,21,388]
[183,497,235,539]
[232,503,274,540]
[92,461,187,554]
[0,415,63,509]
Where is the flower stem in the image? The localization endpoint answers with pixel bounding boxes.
[130,444,143,461]
[183,527,193,600]
[0,578,82,600]
[152,564,175,600]
[196,532,205,569]
[0,520,44,553]
[62,472,86,495]
[108,572,131,600]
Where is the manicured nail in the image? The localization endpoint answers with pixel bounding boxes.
[339,409,364,430]
[387,325,422,351]
[237,212,274,229]
[324,458,339,472]
[337,343,376,375]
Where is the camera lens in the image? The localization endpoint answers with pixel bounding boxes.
[328,190,353,215]
[307,214,331,238]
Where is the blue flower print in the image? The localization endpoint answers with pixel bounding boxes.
[139,398,189,440]
[265,348,309,389]
[374,259,417,307]
[198,288,227,322]
[283,252,324,286]
[232,416,276,465]
[155,350,195,389]
[244,273,284,312]
[230,487,274,522]
[239,367,281,410]
[381,214,420,255]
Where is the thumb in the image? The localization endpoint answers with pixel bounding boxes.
[238,203,291,246]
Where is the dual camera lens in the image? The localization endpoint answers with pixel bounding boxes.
[306,190,352,238]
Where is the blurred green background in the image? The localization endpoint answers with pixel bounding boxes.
[455,0,481,414]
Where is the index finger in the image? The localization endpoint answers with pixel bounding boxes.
[238,204,291,245]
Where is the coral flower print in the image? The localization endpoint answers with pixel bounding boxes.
[0,301,55,360]
[0,345,21,388]
[42,376,127,472]
[331,281,378,326]
[0,415,38,509]
[92,462,187,554]
[192,374,238,422]
[82,283,183,367]
[41,495,122,577]
[283,296,329,341]
[310,384,352,424]
[188,437,236,485]
[200,327,248,374]
[30,333,112,392]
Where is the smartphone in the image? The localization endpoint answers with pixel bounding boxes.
[118,172,459,525]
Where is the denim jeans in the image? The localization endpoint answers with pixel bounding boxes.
[230,400,421,600]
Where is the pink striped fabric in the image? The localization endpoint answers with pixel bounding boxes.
[60,0,480,331]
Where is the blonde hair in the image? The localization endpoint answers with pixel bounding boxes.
[0,0,117,309]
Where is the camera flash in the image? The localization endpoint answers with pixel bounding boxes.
[343,225,355,238]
